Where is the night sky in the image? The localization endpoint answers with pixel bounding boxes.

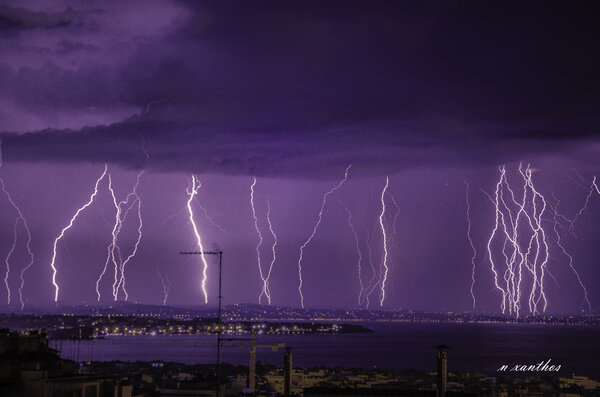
[0,1,599,314]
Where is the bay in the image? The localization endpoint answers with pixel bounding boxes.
[50,322,600,377]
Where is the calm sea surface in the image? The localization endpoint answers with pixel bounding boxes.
[50,322,600,377]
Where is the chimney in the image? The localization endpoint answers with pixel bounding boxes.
[284,347,292,396]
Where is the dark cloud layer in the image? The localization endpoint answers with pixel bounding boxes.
[0,4,80,30]
[1,0,600,177]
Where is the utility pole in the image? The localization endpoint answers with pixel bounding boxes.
[180,250,223,397]
[249,330,256,391]
[435,344,449,397]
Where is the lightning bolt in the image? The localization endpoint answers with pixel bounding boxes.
[16,215,34,311]
[297,165,351,308]
[379,177,390,307]
[13,217,34,310]
[464,181,477,309]
[114,171,144,301]
[485,164,552,318]
[0,140,35,309]
[338,198,364,306]
[195,202,231,235]
[522,165,551,315]
[264,198,277,305]
[484,167,507,314]
[1,208,32,309]
[549,193,591,311]
[115,136,149,300]
[3,218,18,305]
[96,174,120,301]
[156,266,171,306]
[386,191,401,240]
[363,227,378,309]
[186,175,210,304]
[162,202,231,235]
[250,177,267,304]
[97,137,147,302]
[161,176,231,235]
[50,164,108,302]
[95,172,142,302]
[573,175,600,222]
[250,179,277,305]
[593,176,600,195]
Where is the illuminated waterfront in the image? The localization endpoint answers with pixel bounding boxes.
[51,322,600,377]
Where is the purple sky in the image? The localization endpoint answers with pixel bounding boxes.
[0,1,599,313]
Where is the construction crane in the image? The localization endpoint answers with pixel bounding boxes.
[225,330,285,392]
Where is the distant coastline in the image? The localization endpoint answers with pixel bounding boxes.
[1,302,598,327]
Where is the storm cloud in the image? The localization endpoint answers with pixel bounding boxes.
[1,0,600,177]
